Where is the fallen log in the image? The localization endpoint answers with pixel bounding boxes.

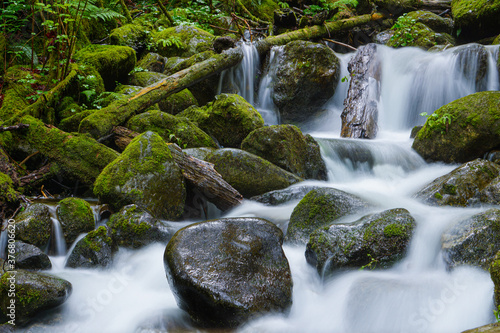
[78,13,384,139]
[0,124,30,132]
[111,126,243,211]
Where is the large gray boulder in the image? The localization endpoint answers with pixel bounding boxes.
[306,208,416,276]
[164,217,293,328]
[271,41,340,123]
[413,159,500,207]
[241,125,327,180]
[13,241,51,271]
[286,187,372,244]
[442,208,500,270]
[65,226,117,269]
[93,131,186,220]
[250,185,322,206]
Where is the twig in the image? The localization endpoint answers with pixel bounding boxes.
[208,24,238,34]
[0,123,29,132]
[19,151,39,166]
[323,38,357,51]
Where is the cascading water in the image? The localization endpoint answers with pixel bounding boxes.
[22,43,500,333]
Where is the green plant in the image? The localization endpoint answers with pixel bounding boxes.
[156,36,183,49]
[304,0,357,16]
[341,75,349,83]
[494,305,500,322]
[359,253,378,271]
[389,14,417,47]
[420,112,454,134]
[278,1,289,9]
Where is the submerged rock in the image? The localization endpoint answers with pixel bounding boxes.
[56,197,95,246]
[306,208,416,275]
[341,43,381,139]
[164,217,292,328]
[93,131,186,220]
[286,187,372,244]
[65,226,116,268]
[14,241,52,271]
[271,41,340,123]
[15,204,52,248]
[206,148,303,198]
[241,125,327,180]
[412,91,500,163]
[442,208,500,270]
[414,159,500,207]
[0,270,72,326]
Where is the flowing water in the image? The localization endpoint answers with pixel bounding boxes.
[13,43,500,332]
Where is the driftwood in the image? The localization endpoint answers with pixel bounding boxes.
[111,126,243,211]
[0,124,30,132]
[79,13,384,139]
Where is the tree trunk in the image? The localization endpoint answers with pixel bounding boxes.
[111,126,243,211]
[78,13,384,139]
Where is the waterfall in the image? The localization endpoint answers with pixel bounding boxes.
[50,217,67,256]
[255,46,282,125]
[0,227,7,259]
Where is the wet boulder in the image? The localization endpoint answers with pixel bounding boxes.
[164,217,293,328]
[286,187,372,244]
[341,43,381,139]
[13,242,51,271]
[442,209,500,270]
[56,197,95,246]
[158,89,198,116]
[178,94,264,148]
[490,251,500,307]
[206,148,302,198]
[93,131,186,220]
[386,18,455,49]
[0,270,72,326]
[74,44,136,91]
[271,41,340,123]
[452,44,489,91]
[451,0,500,42]
[127,110,216,148]
[251,185,322,206]
[65,226,116,268]
[108,204,176,249]
[183,147,217,160]
[15,204,52,248]
[241,125,327,180]
[152,25,215,58]
[136,52,165,73]
[412,91,500,163]
[406,10,453,34]
[414,159,500,207]
[306,208,416,275]
[109,23,148,53]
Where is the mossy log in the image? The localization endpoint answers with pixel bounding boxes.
[79,14,383,139]
[111,126,243,210]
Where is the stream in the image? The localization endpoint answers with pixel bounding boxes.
[14,42,500,332]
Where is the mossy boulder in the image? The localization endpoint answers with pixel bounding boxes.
[414,159,500,207]
[452,43,489,91]
[451,0,500,41]
[13,242,52,271]
[128,71,167,87]
[164,217,292,328]
[109,23,148,53]
[305,208,416,275]
[490,251,500,307]
[152,25,215,58]
[387,20,455,49]
[0,172,19,208]
[126,110,216,148]
[0,67,38,121]
[373,0,420,12]
[56,197,95,246]
[137,52,165,73]
[241,125,327,180]
[65,226,116,268]
[412,91,500,163]
[15,204,52,248]
[0,34,5,76]
[0,270,72,326]
[74,44,136,90]
[271,41,340,123]
[406,10,453,34]
[183,147,217,160]
[158,89,198,115]
[93,131,186,220]
[178,94,264,148]
[250,185,322,206]
[286,187,372,244]
[442,208,500,270]
[108,204,175,248]
[206,148,302,198]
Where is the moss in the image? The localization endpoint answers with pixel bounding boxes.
[151,25,215,58]
[109,23,148,52]
[0,172,19,203]
[442,183,457,195]
[0,33,6,76]
[434,192,443,200]
[83,226,112,252]
[388,21,454,49]
[383,223,407,237]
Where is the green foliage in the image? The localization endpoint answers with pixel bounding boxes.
[359,253,378,270]
[278,1,290,8]
[494,305,500,322]
[156,36,183,49]
[420,112,454,134]
[389,14,417,47]
[170,0,223,34]
[304,0,358,16]
[0,0,30,35]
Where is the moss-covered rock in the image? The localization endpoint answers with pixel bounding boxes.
[152,25,215,58]
[158,89,198,115]
[406,10,453,34]
[126,110,216,148]
[108,204,175,248]
[387,19,455,49]
[415,159,500,207]
[93,131,185,219]
[109,23,148,53]
[0,270,72,326]
[14,204,52,248]
[286,187,372,244]
[305,208,416,275]
[13,241,52,271]
[373,0,420,12]
[490,251,500,307]
[65,226,116,268]
[136,52,165,73]
[250,185,322,206]
[442,208,500,270]
[412,91,500,163]
[183,147,217,160]
[128,71,167,87]
[493,35,500,45]
[241,124,327,180]
[0,67,37,122]
[58,109,94,133]
[56,198,95,246]
[451,0,500,41]
[271,41,340,123]
[164,217,292,328]
[178,94,264,148]
[206,148,302,198]
[74,44,136,90]
[0,172,19,208]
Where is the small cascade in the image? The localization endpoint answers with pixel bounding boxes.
[0,227,8,259]
[49,217,67,256]
[255,46,282,125]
